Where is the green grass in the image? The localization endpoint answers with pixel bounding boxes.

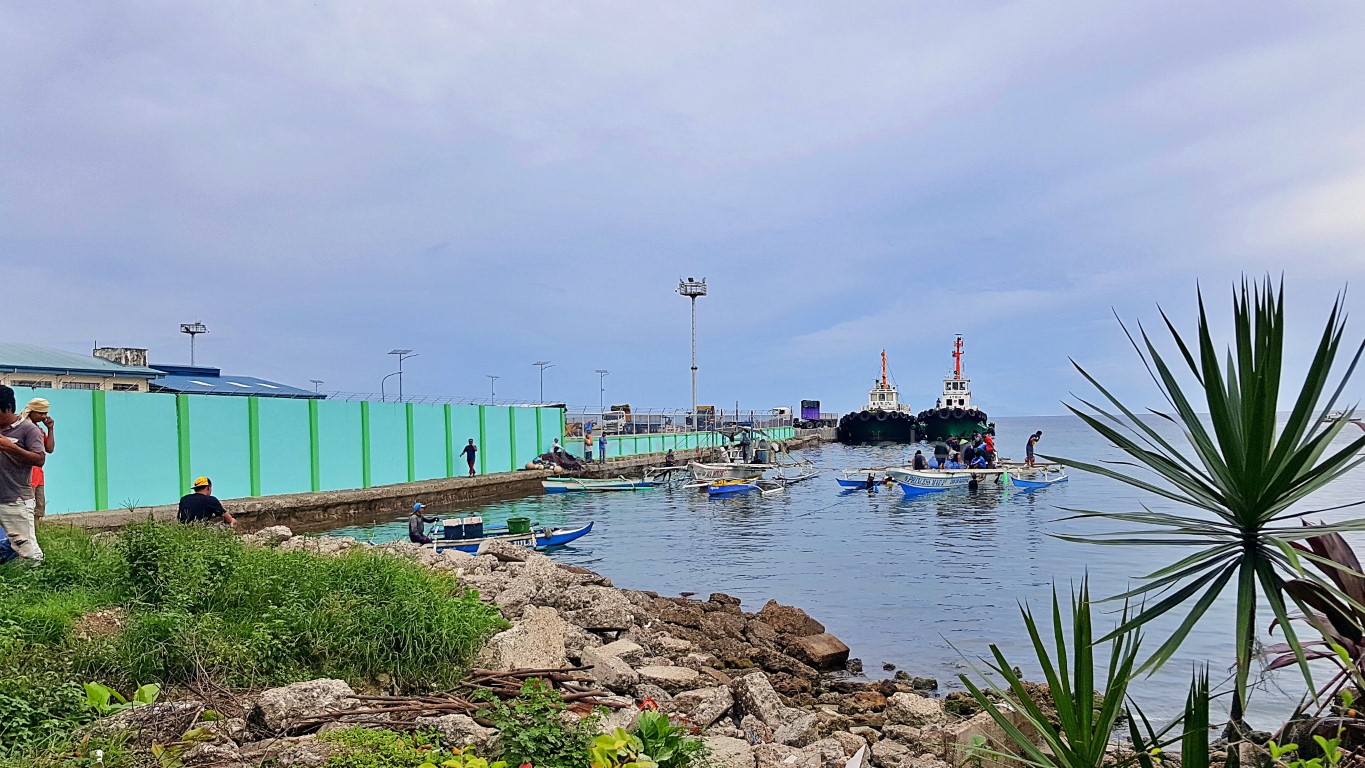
[0,522,507,760]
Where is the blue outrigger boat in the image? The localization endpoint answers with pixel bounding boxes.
[706,478,784,497]
[428,520,594,553]
[1008,467,1068,491]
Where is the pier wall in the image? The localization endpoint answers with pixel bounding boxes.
[13,386,566,514]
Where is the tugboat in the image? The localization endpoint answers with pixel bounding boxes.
[914,335,994,441]
[836,351,917,444]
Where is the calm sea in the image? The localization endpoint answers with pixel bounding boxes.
[326,414,1365,728]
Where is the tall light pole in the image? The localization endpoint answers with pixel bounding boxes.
[532,361,555,403]
[486,374,499,402]
[309,379,324,393]
[677,278,707,428]
[595,369,609,424]
[388,349,417,403]
[179,322,208,366]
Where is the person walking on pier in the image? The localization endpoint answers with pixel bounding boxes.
[17,398,54,519]
[1025,431,1042,468]
[462,439,478,476]
[598,434,607,464]
[177,476,236,528]
[0,385,48,560]
[408,503,437,545]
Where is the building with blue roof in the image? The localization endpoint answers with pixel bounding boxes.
[0,343,160,392]
[148,364,324,399]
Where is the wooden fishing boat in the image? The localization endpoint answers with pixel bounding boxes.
[1008,467,1069,490]
[429,521,594,553]
[891,469,975,495]
[542,477,656,493]
[707,478,784,497]
[835,468,896,488]
[643,466,690,484]
[688,461,771,482]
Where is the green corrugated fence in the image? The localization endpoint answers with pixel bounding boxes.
[11,387,568,514]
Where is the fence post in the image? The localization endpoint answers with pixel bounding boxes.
[361,401,372,488]
[308,399,321,492]
[509,407,518,471]
[406,403,416,483]
[92,390,109,511]
[444,404,455,478]
[248,397,262,496]
[176,394,192,494]
[478,405,487,475]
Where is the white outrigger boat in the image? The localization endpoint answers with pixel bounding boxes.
[886,467,1007,496]
[1006,465,1069,490]
[542,477,656,493]
[835,468,895,489]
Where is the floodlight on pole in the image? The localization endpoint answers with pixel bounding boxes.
[179,322,208,366]
[677,277,707,428]
[388,349,417,403]
[595,369,609,423]
[309,379,324,394]
[486,374,500,402]
[532,360,555,403]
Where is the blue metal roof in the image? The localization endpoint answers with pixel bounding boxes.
[151,374,324,399]
[0,343,160,377]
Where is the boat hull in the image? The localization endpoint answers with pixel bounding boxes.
[689,462,770,481]
[431,522,594,553]
[914,407,993,440]
[836,410,917,444]
[542,478,654,493]
[890,469,977,495]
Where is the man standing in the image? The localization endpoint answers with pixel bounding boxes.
[583,432,593,463]
[18,398,54,519]
[461,439,478,476]
[598,433,607,465]
[931,440,949,469]
[0,386,47,560]
[1026,431,1043,468]
[177,476,236,527]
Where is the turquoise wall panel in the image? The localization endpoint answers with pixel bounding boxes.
[104,391,180,509]
[12,387,96,515]
[481,407,512,474]
[258,399,312,496]
[187,396,251,501]
[410,404,446,481]
[367,402,407,487]
[514,408,540,466]
[316,401,363,491]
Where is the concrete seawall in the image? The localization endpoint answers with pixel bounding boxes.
[55,433,833,533]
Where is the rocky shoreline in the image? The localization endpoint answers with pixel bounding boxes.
[98,527,1021,768]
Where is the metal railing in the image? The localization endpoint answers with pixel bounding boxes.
[561,406,793,436]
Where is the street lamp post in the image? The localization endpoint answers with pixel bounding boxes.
[595,369,609,426]
[380,372,400,402]
[486,375,500,403]
[677,278,707,429]
[388,349,417,403]
[532,361,555,403]
[309,379,324,394]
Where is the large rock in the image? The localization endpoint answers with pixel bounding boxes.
[706,735,756,768]
[787,634,850,670]
[871,738,913,768]
[754,743,820,768]
[599,638,646,665]
[481,606,569,670]
[239,735,337,767]
[840,692,888,716]
[562,586,639,630]
[253,679,357,734]
[91,701,205,746]
[774,712,821,748]
[181,742,250,768]
[803,738,848,768]
[756,601,825,637]
[733,672,797,729]
[475,540,529,562]
[668,685,734,728]
[413,714,500,753]
[242,525,293,547]
[832,731,871,756]
[885,693,945,727]
[938,711,1035,768]
[637,665,702,692]
[580,646,641,693]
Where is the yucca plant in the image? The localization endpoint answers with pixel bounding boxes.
[1128,669,1216,768]
[959,577,1141,768]
[1053,277,1365,719]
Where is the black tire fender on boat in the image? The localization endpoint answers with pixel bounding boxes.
[858,411,872,422]
[951,407,965,419]
[875,411,888,421]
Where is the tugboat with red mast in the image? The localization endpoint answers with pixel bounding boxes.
[914,335,993,440]
[835,350,917,444]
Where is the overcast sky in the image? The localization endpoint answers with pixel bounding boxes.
[3,2,1364,416]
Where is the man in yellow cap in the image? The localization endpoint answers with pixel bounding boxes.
[17,398,55,519]
[177,476,236,527]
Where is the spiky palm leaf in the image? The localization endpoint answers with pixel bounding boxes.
[1051,277,1365,713]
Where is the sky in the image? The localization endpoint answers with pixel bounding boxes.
[2,2,1364,417]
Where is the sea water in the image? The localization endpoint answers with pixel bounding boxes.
[326,414,1365,727]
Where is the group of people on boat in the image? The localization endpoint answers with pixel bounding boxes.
[914,431,997,470]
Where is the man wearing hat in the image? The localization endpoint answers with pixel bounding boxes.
[177,476,236,527]
[408,502,437,545]
[17,398,55,519]
[0,385,47,560]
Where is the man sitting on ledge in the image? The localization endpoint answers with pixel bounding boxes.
[177,476,236,528]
